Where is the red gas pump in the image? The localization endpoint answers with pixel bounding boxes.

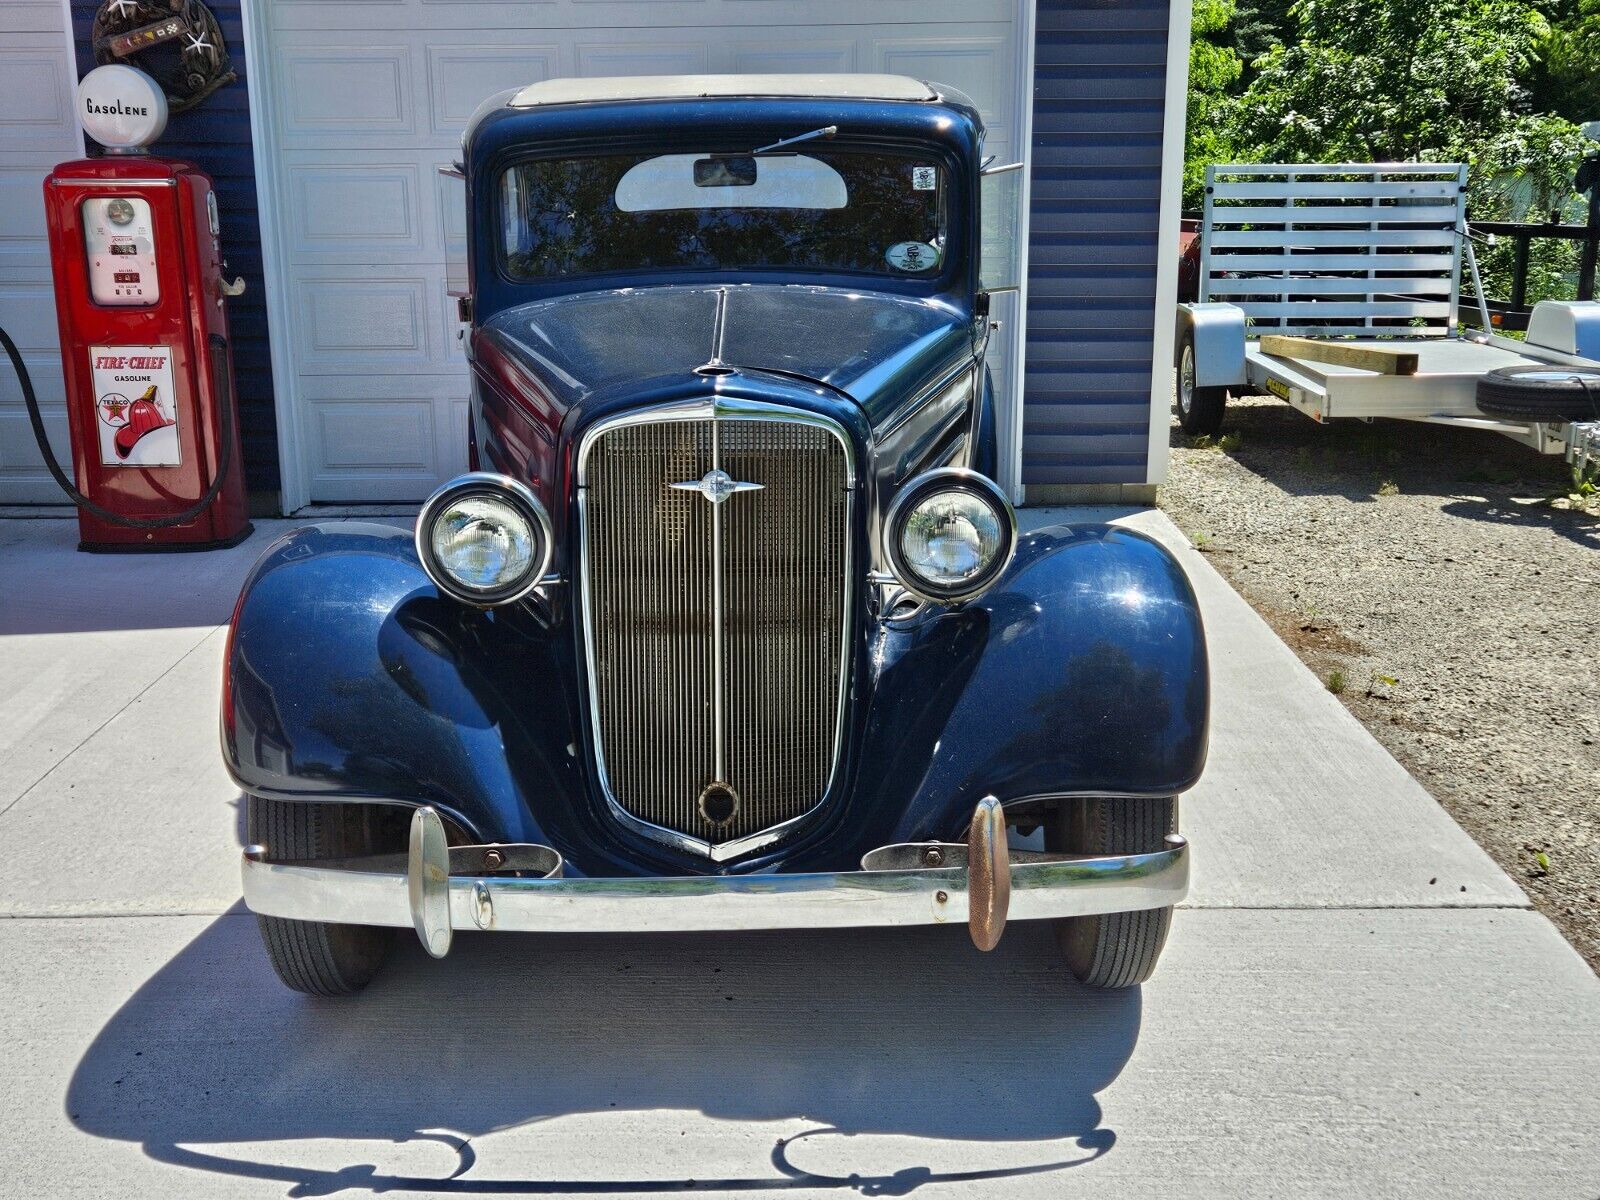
[33,64,250,551]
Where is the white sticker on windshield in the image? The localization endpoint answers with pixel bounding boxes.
[912,166,937,191]
[885,241,940,273]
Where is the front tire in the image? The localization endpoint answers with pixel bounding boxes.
[1047,797,1176,988]
[246,797,396,996]
[1177,333,1228,435]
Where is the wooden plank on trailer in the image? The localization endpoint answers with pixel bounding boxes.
[1259,336,1420,375]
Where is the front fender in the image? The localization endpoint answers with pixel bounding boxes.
[222,521,1208,875]
[851,523,1209,846]
[220,522,584,848]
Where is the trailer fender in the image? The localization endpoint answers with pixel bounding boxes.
[1526,301,1600,362]
[1176,302,1248,389]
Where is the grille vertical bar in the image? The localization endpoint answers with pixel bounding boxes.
[582,414,849,849]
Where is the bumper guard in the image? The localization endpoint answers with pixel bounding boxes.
[241,797,1189,956]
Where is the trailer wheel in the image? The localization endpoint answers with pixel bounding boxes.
[1046,797,1176,988]
[1177,333,1228,435]
[246,797,396,996]
[1475,365,1600,422]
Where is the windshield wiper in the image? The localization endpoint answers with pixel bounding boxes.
[750,125,838,155]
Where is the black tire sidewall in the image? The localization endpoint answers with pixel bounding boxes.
[1476,366,1600,422]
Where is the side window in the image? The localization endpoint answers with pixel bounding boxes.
[979,162,1025,293]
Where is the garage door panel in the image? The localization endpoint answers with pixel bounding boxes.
[291,272,440,373]
[0,407,71,501]
[727,40,858,74]
[0,282,63,357]
[0,354,63,413]
[263,0,1021,502]
[316,398,434,471]
[286,162,429,261]
[273,1,1012,32]
[0,160,60,278]
[0,38,77,153]
[302,379,468,500]
[276,44,417,144]
[0,14,77,503]
[426,46,562,136]
[0,4,69,33]
[875,32,1016,141]
[574,40,710,76]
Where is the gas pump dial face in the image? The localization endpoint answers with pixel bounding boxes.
[82,196,159,307]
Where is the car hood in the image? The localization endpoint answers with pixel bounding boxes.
[476,284,973,422]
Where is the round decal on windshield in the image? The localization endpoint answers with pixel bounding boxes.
[885,241,940,273]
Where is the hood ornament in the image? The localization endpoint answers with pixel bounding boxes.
[669,469,763,505]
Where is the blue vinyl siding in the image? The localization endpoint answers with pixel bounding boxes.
[1025,0,1171,487]
[71,2,280,494]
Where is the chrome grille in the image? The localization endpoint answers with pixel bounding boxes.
[581,412,851,853]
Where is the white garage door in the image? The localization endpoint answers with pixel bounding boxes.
[0,4,82,504]
[253,0,1027,506]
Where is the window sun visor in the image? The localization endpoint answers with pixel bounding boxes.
[616,153,848,212]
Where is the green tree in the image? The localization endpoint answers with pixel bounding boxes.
[1228,0,1295,73]
[1191,0,1590,303]
[1530,0,1600,123]
[1232,0,1551,163]
[1228,0,1585,226]
[1185,0,1245,206]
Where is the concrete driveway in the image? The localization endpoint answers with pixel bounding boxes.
[1,509,1596,1199]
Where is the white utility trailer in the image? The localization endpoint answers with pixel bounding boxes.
[1176,163,1600,468]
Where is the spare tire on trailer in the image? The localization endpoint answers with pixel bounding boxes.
[1475,366,1600,422]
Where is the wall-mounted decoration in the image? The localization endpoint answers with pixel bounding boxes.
[90,0,236,115]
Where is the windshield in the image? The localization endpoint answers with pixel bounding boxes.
[498,148,949,282]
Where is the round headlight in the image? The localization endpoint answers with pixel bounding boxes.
[415,473,552,606]
[885,468,1015,603]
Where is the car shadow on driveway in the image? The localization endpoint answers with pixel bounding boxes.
[65,914,1137,1195]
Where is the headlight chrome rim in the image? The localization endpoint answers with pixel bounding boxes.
[415,472,553,607]
[884,467,1016,604]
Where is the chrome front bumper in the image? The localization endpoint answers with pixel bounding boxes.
[241,798,1190,956]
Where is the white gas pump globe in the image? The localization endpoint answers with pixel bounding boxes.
[78,65,167,151]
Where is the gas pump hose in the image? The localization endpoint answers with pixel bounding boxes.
[1,322,238,529]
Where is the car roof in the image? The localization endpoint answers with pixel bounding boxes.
[507,73,940,108]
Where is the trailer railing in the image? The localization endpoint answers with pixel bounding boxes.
[1458,219,1599,332]
[1199,163,1469,338]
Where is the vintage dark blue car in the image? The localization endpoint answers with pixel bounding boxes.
[225,74,1206,996]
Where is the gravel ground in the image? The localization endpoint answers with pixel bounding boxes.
[1159,395,1600,973]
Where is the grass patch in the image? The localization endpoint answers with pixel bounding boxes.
[1547,464,1599,515]
[1326,667,1347,695]
[1187,432,1242,452]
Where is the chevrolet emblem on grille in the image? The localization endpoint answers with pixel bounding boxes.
[668,468,764,504]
